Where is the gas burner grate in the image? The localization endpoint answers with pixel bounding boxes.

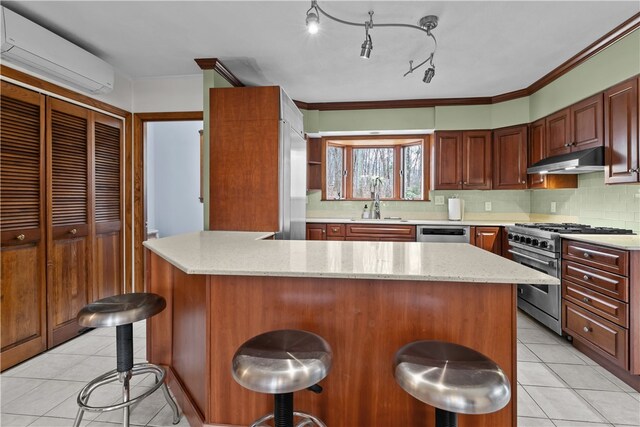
[514,223,635,235]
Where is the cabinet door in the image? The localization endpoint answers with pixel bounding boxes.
[462,131,492,190]
[306,224,326,240]
[493,126,528,189]
[47,98,92,347]
[571,93,603,151]
[433,131,462,190]
[94,112,123,300]
[0,82,47,370]
[528,119,547,188]
[546,108,571,157]
[473,227,501,255]
[604,78,639,184]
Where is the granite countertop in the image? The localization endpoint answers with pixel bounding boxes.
[143,231,559,285]
[305,218,520,226]
[559,234,640,251]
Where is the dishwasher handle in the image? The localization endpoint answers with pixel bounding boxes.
[420,228,467,236]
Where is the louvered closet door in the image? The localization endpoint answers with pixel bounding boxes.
[47,98,92,346]
[93,112,122,300]
[0,82,47,370]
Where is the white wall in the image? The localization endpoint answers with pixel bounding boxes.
[146,121,203,238]
[133,75,203,112]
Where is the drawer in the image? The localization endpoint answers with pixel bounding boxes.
[346,224,416,240]
[563,240,628,275]
[562,301,628,370]
[562,280,628,327]
[562,261,628,301]
[326,224,345,237]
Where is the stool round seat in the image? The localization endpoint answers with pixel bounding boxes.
[394,340,511,415]
[77,293,166,328]
[232,329,332,394]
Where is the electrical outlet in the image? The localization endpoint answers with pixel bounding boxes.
[551,202,557,213]
[484,202,492,211]
[435,196,445,205]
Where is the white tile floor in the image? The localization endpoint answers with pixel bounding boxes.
[1,312,638,426]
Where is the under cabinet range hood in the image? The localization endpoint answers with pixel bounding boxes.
[527,146,604,175]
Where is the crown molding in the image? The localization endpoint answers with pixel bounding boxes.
[194,58,244,88]
[203,12,640,111]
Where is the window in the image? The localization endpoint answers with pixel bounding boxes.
[322,136,428,201]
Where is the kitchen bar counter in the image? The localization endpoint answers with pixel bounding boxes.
[143,231,558,284]
[144,231,558,427]
[559,234,640,250]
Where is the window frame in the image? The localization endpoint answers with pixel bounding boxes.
[320,135,431,201]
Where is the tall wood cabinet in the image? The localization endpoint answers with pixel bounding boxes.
[0,82,123,370]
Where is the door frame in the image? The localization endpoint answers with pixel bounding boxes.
[133,111,203,292]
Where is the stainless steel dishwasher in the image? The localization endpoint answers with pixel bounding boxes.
[417,225,471,243]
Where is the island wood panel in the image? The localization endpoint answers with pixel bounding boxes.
[146,252,174,366]
[147,254,517,427]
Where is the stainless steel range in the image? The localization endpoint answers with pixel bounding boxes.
[506,223,634,335]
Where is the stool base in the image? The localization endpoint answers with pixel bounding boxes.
[435,408,458,427]
[250,411,327,427]
[73,363,180,427]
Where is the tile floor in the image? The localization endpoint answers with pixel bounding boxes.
[1,311,638,426]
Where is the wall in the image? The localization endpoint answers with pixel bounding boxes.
[531,173,640,233]
[146,121,204,238]
[133,74,203,112]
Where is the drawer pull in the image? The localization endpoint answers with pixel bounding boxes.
[582,297,591,303]
[583,275,590,281]
[583,326,592,333]
[16,234,25,241]
[583,252,590,258]
[69,228,77,235]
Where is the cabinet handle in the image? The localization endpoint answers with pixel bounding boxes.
[463,181,468,185]
[564,143,570,147]
[583,326,592,333]
[332,228,338,232]
[322,229,325,234]
[16,234,25,241]
[69,228,77,235]
[571,142,577,146]
[583,275,590,281]
[583,297,591,303]
[583,252,590,258]
[459,181,463,185]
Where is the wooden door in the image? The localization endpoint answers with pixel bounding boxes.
[47,98,93,347]
[93,112,123,300]
[0,82,47,370]
[546,108,571,157]
[604,78,638,184]
[473,227,502,255]
[462,130,491,190]
[492,126,528,190]
[571,93,603,151]
[433,131,462,190]
[528,119,547,188]
[306,223,326,240]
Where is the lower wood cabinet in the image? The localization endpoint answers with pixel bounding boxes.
[306,223,416,242]
[470,226,502,255]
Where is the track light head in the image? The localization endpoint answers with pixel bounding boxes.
[423,66,435,83]
[360,34,373,59]
[306,5,320,34]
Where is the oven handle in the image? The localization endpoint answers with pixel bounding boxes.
[508,249,555,267]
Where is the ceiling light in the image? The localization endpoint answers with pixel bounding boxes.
[306,1,439,83]
[306,3,320,34]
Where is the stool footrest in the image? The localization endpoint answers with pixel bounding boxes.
[249,411,327,427]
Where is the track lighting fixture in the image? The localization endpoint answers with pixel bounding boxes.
[304,1,439,84]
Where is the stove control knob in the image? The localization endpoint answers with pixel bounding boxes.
[532,239,539,246]
[514,235,520,242]
[525,237,532,244]
[507,233,514,240]
[539,241,548,249]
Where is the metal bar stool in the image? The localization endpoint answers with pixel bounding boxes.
[232,329,332,427]
[393,340,511,427]
[73,293,181,427]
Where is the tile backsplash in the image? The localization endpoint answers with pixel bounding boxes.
[530,172,640,233]
[307,172,640,232]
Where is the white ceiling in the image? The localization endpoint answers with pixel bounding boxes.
[3,1,639,103]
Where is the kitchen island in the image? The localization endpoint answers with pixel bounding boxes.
[144,231,558,427]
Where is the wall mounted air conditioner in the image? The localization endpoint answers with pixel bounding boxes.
[1,6,114,94]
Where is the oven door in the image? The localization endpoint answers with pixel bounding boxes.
[508,247,560,319]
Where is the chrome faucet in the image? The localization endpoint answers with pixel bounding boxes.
[372,177,382,219]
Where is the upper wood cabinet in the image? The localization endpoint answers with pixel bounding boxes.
[529,118,577,190]
[604,77,639,184]
[547,94,603,157]
[492,125,528,190]
[0,82,47,371]
[433,130,491,190]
